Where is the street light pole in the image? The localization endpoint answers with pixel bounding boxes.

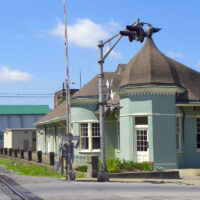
[97,41,109,182]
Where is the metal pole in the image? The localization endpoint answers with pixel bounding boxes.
[80,70,81,89]
[63,0,74,181]
[97,41,109,182]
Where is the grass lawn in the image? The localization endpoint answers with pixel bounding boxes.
[0,158,85,178]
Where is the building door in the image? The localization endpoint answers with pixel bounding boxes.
[24,140,29,151]
[47,134,50,153]
[136,128,149,162]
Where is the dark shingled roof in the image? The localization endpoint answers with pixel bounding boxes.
[36,73,122,124]
[72,72,122,100]
[116,64,126,75]
[37,37,200,125]
[168,58,200,101]
[120,38,181,87]
[36,102,66,124]
[120,38,200,101]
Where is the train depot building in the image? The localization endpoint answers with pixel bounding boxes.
[35,38,200,169]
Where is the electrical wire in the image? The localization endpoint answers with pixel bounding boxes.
[0,93,54,98]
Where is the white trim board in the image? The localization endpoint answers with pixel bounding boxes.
[120,113,182,117]
[72,120,99,123]
[117,86,185,97]
[156,163,177,166]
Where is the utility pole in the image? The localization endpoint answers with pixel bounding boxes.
[63,0,75,181]
[97,41,109,181]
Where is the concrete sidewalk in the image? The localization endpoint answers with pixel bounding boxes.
[76,178,200,185]
[76,169,200,186]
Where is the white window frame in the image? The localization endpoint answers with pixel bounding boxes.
[196,118,200,152]
[37,130,41,151]
[176,116,182,153]
[134,116,149,162]
[117,120,120,150]
[80,123,89,151]
[134,116,148,129]
[79,122,100,153]
[91,123,100,150]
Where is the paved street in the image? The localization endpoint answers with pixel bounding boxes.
[19,181,200,200]
[1,164,200,200]
[1,174,200,200]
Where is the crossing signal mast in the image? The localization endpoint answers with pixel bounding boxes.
[97,18,161,182]
[120,18,161,42]
[55,0,80,181]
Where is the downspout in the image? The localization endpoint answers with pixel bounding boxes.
[54,126,57,154]
[180,107,185,143]
[44,126,47,154]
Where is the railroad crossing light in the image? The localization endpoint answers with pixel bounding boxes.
[126,25,144,43]
[120,25,145,43]
[120,30,136,42]
[120,19,161,43]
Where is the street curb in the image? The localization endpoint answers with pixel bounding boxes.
[75,178,200,186]
[109,171,180,179]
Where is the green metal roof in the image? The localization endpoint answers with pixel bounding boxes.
[0,105,50,115]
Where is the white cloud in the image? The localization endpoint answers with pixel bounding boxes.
[49,18,114,48]
[167,52,183,59]
[105,20,121,33]
[109,20,120,29]
[105,47,122,60]
[48,21,64,38]
[0,66,33,83]
[48,18,123,59]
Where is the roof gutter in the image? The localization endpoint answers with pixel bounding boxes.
[34,116,66,126]
[176,101,200,106]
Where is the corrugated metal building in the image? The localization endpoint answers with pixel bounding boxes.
[0,105,50,148]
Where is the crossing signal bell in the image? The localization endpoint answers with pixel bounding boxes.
[145,25,161,38]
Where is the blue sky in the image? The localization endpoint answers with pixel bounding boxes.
[0,0,200,109]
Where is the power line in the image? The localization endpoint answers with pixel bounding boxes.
[0,93,54,98]
[0,93,53,95]
[0,96,53,98]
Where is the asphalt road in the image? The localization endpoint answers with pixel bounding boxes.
[29,182,200,200]
[2,175,200,200]
[1,164,200,200]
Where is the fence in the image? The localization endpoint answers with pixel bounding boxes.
[0,148,98,178]
[0,148,56,166]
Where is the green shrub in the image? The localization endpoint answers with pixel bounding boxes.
[97,158,154,173]
[74,166,87,172]
[75,172,85,178]
[122,160,135,171]
[133,162,154,171]
[105,158,121,173]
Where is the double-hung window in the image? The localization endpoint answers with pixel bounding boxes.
[176,116,182,152]
[80,122,100,151]
[80,123,89,150]
[196,118,200,151]
[92,123,100,149]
